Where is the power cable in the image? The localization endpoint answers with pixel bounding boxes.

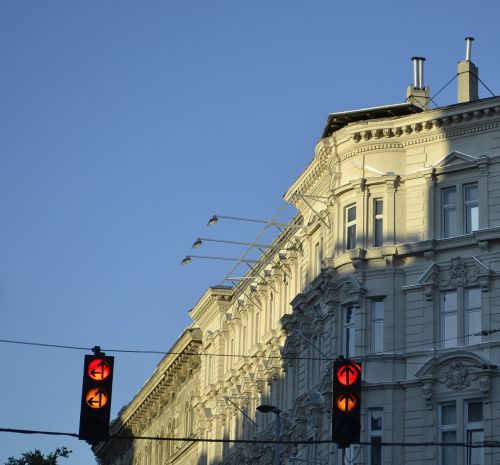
[1,328,499,366]
[0,428,498,448]
[431,73,459,103]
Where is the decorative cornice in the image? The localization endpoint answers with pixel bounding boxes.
[351,105,500,145]
[106,328,203,439]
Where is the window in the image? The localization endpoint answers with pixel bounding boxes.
[371,299,384,353]
[439,401,483,465]
[442,187,457,238]
[464,183,479,233]
[340,445,355,465]
[373,199,384,247]
[441,182,478,238]
[440,288,481,348]
[368,409,383,465]
[343,305,355,358]
[345,205,357,250]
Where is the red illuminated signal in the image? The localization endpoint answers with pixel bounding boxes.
[336,362,360,386]
[88,358,110,381]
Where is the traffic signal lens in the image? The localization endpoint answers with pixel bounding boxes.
[335,393,359,413]
[85,387,108,409]
[88,358,111,381]
[335,362,360,386]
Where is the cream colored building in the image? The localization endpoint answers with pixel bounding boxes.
[96,47,500,465]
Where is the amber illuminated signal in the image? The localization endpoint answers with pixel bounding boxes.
[88,358,110,381]
[85,387,108,409]
[336,392,358,413]
[336,362,360,386]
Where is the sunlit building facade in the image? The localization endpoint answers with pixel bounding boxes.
[96,52,500,465]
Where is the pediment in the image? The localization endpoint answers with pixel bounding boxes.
[416,351,489,378]
[414,351,493,400]
[433,150,484,169]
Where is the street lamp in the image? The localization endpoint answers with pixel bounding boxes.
[180,255,260,265]
[191,237,276,250]
[207,214,293,229]
[257,404,281,465]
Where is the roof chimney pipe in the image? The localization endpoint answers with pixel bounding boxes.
[412,57,425,89]
[407,57,429,110]
[458,37,479,103]
[465,36,474,61]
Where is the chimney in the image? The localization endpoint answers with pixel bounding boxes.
[457,37,479,103]
[407,57,430,110]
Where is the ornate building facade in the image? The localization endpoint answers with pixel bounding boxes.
[96,52,500,465]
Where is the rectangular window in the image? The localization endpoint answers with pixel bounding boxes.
[373,199,384,247]
[439,401,484,465]
[371,298,384,353]
[439,404,457,465]
[368,409,383,465]
[464,183,479,234]
[345,205,357,250]
[440,288,481,348]
[466,401,484,465]
[343,305,355,358]
[465,288,481,345]
[442,187,457,238]
[441,290,458,348]
[441,182,479,238]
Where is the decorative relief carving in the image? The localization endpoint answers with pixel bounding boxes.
[438,362,479,390]
[479,375,490,393]
[417,257,492,300]
[422,382,433,404]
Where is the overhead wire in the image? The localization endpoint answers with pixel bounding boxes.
[0,428,498,448]
[1,328,499,366]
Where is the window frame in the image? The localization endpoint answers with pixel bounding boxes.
[343,304,356,358]
[370,298,384,353]
[345,204,357,250]
[373,198,384,247]
[440,287,481,348]
[438,400,484,465]
[368,408,383,465]
[439,180,479,238]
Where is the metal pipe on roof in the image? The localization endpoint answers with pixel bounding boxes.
[465,36,474,61]
[412,57,419,88]
[411,56,426,89]
[418,57,425,89]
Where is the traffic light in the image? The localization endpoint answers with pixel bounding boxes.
[332,357,361,448]
[79,348,114,445]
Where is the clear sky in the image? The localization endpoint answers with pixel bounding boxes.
[1,1,499,463]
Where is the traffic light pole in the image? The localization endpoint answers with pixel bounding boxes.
[274,412,281,465]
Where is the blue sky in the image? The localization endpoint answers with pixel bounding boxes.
[1,1,499,463]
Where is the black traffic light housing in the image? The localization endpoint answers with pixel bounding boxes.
[332,357,361,448]
[79,346,114,445]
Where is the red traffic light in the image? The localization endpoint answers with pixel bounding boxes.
[79,352,114,445]
[335,362,360,386]
[88,358,111,381]
[332,358,362,447]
